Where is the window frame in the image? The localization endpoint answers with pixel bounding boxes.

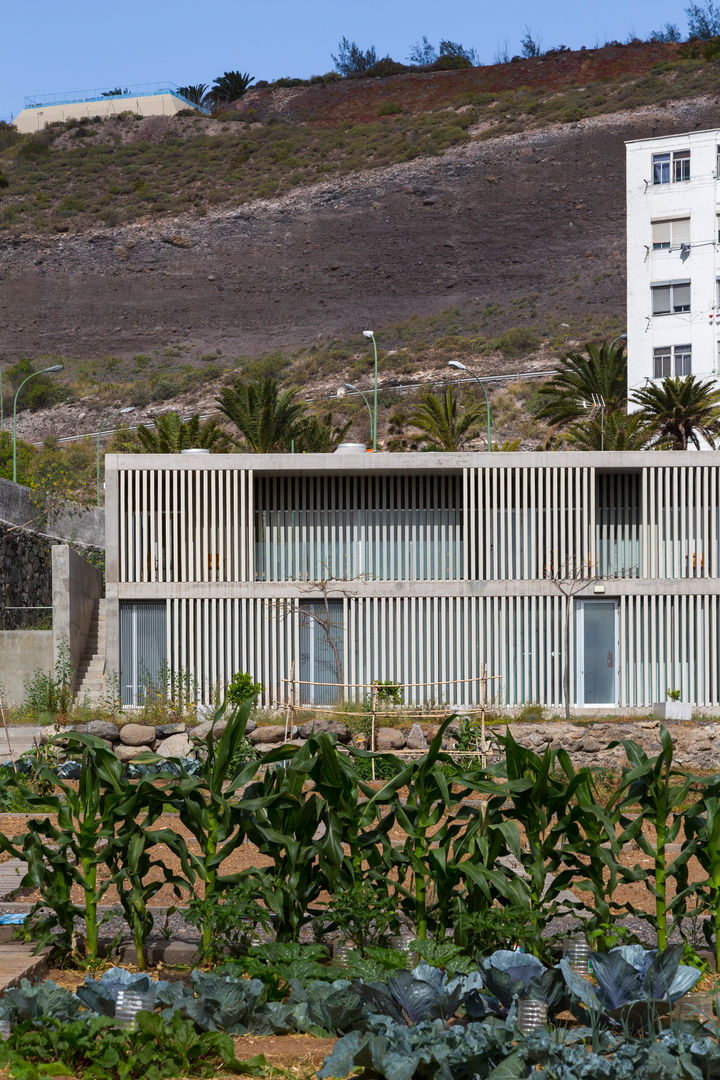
[652,149,690,185]
[651,280,691,315]
[651,217,690,251]
[653,345,691,379]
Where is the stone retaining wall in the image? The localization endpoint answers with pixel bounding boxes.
[39,714,720,773]
[0,520,52,630]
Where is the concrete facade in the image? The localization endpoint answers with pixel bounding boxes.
[105,450,720,712]
[0,631,53,707]
[51,545,104,696]
[14,90,202,134]
[626,128,720,402]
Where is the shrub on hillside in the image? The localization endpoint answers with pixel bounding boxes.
[364,57,409,78]
[432,54,473,70]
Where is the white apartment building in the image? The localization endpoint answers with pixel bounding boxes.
[626,128,720,401]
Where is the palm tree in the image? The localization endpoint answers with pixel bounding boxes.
[296,411,352,452]
[177,84,210,107]
[217,377,307,452]
[133,412,230,453]
[630,375,720,450]
[562,409,654,451]
[408,385,481,451]
[207,71,254,107]
[534,341,627,444]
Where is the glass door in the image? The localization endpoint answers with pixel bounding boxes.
[576,599,619,706]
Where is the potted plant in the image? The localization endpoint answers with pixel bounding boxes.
[653,688,692,722]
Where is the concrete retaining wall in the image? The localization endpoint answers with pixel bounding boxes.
[0,631,53,706]
[52,545,103,694]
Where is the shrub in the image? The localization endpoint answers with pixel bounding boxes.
[432,54,473,70]
[226,670,264,706]
[365,57,409,78]
[495,327,541,357]
[0,171,8,189]
[0,121,18,150]
[378,102,403,116]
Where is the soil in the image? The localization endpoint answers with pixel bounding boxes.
[7,93,720,445]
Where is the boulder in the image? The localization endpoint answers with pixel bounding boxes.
[192,719,228,741]
[375,727,406,751]
[406,723,428,751]
[156,723,186,738]
[248,725,287,746]
[114,743,153,762]
[298,717,352,744]
[119,723,156,746]
[86,720,121,742]
[155,733,194,759]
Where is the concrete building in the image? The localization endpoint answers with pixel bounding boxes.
[104,450,720,713]
[13,84,205,134]
[626,128,720,400]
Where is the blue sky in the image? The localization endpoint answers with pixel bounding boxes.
[2,0,692,122]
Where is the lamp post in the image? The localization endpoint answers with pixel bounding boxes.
[448,360,493,450]
[340,383,374,440]
[13,365,63,483]
[363,330,378,451]
[610,332,627,350]
[97,406,134,506]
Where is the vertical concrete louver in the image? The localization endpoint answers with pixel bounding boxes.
[103,452,720,712]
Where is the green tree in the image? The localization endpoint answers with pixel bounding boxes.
[217,377,307,452]
[686,0,720,38]
[296,411,352,452]
[207,71,254,106]
[562,409,654,451]
[332,37,378,75]
[409,385,481,451]
[631,375,720,449]
[534,341,627,444]
[177,83,210,107]
[133,412,230,453]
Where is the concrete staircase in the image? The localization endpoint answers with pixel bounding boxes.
[74,598,106,703]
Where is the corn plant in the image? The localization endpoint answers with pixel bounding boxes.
[162,701,266,962]
[681,783,720,969]
[0,732,124,960]
[609,726,695,949]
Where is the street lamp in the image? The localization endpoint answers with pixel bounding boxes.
[610,332,627,350]
[363,330,379,451]
[339,383,374,439]
[448,361,493,450]
[97,406,135,506]
[13,365,63,483]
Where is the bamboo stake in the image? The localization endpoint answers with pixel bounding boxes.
[0,690,16,772]
[371,682,378,782]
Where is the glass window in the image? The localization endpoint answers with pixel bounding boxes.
[652,221,671,249]
[653,153,670,184]
[654,347,672,378]
[674,344,692,376]
[651,281,691,314]
[673,149,691,182]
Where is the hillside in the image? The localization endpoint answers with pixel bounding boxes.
[3,40,720,454]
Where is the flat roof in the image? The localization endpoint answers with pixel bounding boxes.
[625,127,720,146]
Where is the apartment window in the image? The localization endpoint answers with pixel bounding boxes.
[652,150,690,184]
[652,218,690,250]
[651,280,691,315]
[675,344,692,375]
[674,149,691,182]
[654,345,691,378]
[653,347,672,378]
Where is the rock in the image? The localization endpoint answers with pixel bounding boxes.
[155,733,194,759]
[156,723,186,738]
[248,725,287,746]
[192,719,228,741]
[114,743,153,762]
[375,727,406,751]
[119,723,156,746]
[298,717,352,744]
[406,723,428,751]
[246,719,257,734]
[582,737,601,753]
[86,720,121,742]
[38,724,75,745]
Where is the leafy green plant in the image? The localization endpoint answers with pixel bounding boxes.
[225,670,264,706]
[183,875,273,962]
[610,726,696,949]
[322,881,400,953]
[0,1012,265,1080]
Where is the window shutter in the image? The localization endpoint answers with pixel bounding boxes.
[653,221,671,246]
[673,218,690,246]
[652,285,671,315]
